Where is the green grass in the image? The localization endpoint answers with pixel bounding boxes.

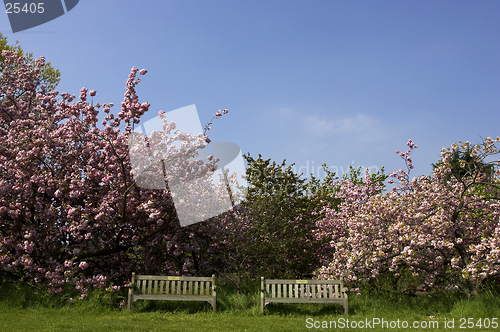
[0,279,499,331]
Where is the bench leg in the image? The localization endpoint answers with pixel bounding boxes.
[127,294,132,310]
[261,277,265,314]
[128,272,135,310]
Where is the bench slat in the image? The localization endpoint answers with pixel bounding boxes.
[266,297,346,304]
[134,294,214,302]
[135,275,212,282]
[265,279,344,285]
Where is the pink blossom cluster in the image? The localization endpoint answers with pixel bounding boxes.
[387,139,419,192]
[203,109,229,144]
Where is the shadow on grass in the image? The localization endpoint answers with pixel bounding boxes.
[263,302,346,316]
[129,299,215,313]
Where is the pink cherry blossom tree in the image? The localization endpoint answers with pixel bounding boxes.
[0,49,231,295]
[315,138,500,296]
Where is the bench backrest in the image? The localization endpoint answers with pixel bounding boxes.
[262,278,347,299]
[131,273,215,296]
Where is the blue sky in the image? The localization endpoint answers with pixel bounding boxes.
[2,0,499,182]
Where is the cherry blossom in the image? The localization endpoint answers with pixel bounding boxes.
[315,138,500,295]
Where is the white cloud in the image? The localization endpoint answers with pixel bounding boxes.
[303,113,386,141]
[278,107,294,117]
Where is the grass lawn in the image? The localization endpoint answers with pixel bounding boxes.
[0,282,499,332]
[0,303,499,332]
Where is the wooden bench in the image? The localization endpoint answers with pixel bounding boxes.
[127,273,216,312]
[261,277,348,314]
